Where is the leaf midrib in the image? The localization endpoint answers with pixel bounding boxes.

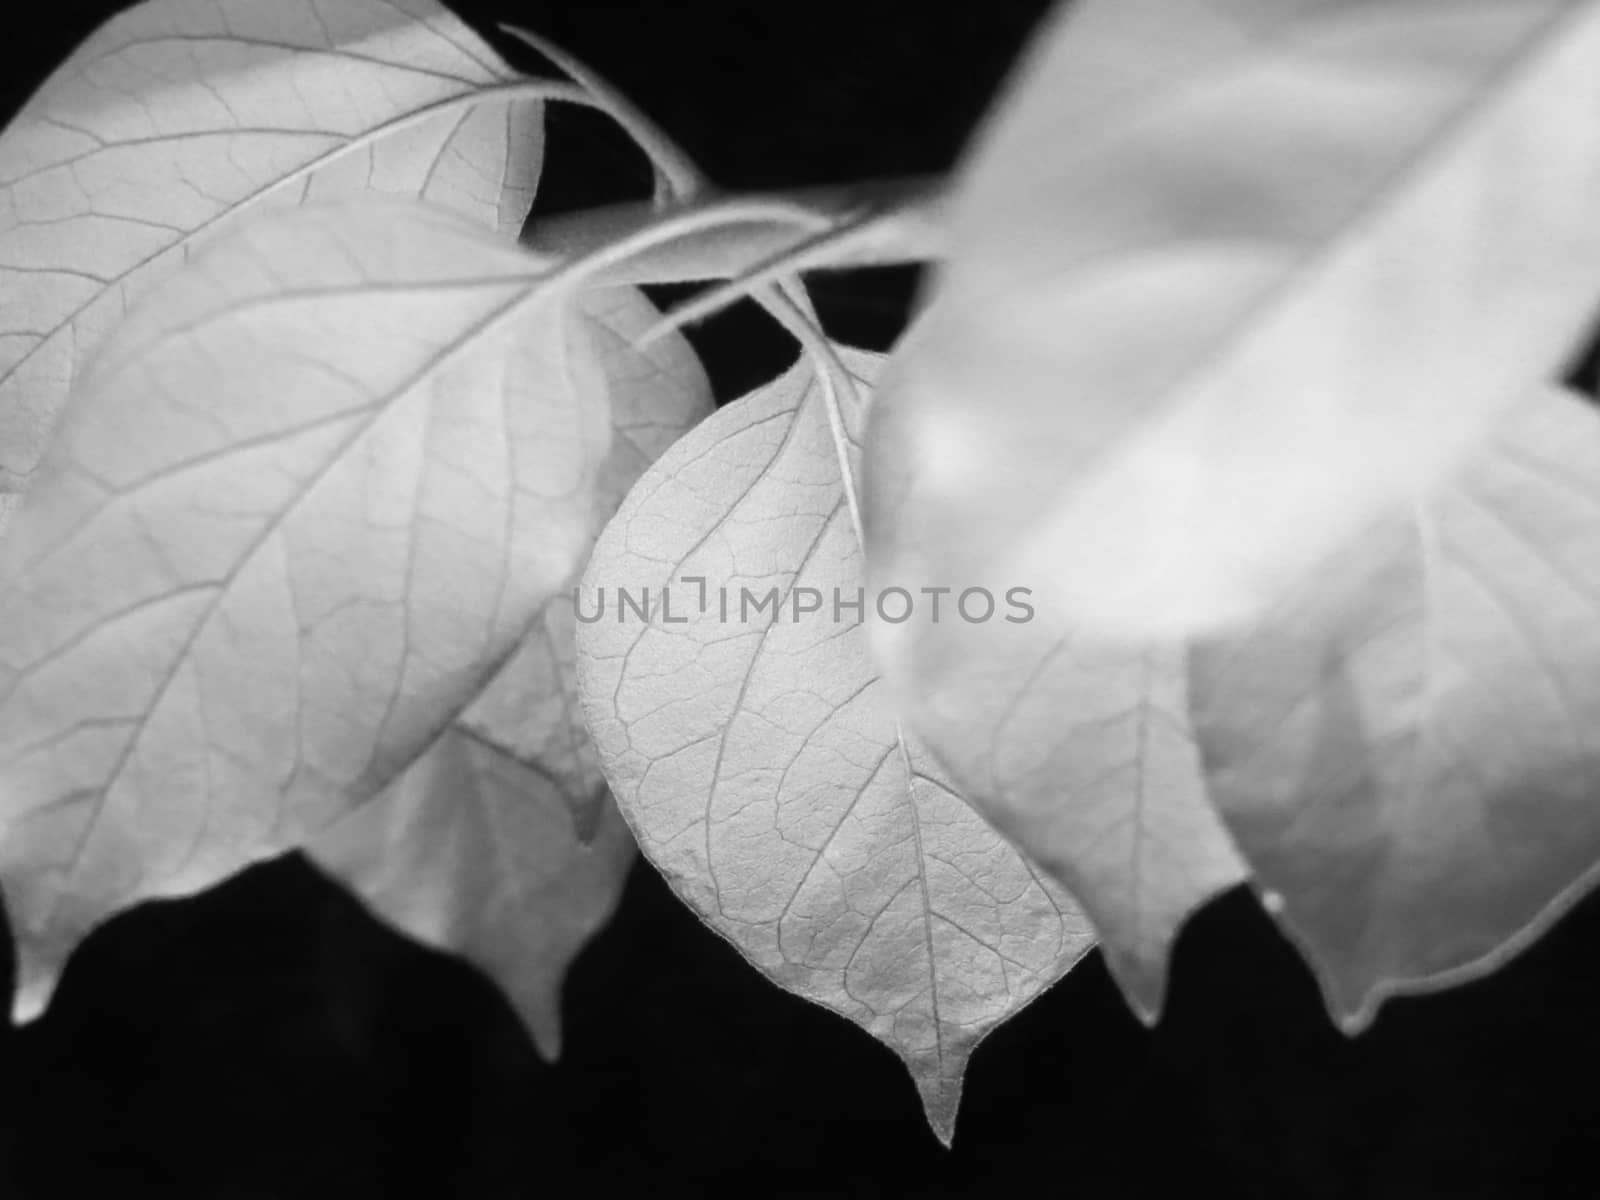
[37,259,575,911]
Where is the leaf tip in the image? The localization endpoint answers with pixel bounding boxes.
[503,970,566,1064]
[524,1005,564,1063]
[923,1101,958,1150]
[1105,949,1169,1028]
[1260,893,1386,1035]
[911,1059,964,1149]
[1334,1008,1374,1037]
[1327,984,1382,1037]
[1295,927,1386,1036]
[10,942,62,1026]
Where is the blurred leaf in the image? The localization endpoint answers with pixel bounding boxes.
[878,615,1245,1023]
[0,0,550,529]
[864,0,1600,644]
[0,198,611,1021]
[308,715,637,1060]
[312,286,713,1056]
[576,348,1094,1145]
[1192,386,1600,1030]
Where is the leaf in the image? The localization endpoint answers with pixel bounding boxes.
[1190,385,1600,1031]
[0,198,612,1020]
[875,608,1245,1022]
[311,284,713,1056]
[862,0,1600,645]
[0,0,552,519]
[307,680,638,1060]
[576,349,1094,1145]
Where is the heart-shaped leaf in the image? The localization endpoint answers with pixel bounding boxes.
[1192,385,1600,1030]
[0,0,553,525]
[864,0,1600,645]
[576,348,1094,1145]
[311,285,713,1055]
[0,198,611,1019]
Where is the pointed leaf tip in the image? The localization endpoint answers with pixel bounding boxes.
[526,1005,563,1063]
[1194,387,1600,1031]
[578,349,1094,1140]
[308,284,703,1069]
[861,563,1244,1029]
[917,1071,962,1149]
[0,199,615,1002]
[10,939,61,1026]
[1104,947,1167,1029]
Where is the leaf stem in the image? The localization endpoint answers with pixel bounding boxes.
[498,24,710,205]
[499,29,944,300]
[529,177,947,288]
[635,191,948,342]
[759,288,870,542]
[498,24,933,531]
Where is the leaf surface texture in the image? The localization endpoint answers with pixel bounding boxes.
[0,199,611,1018]
[311,285,713,1054]
[577,350,1094,1143]
[880,614,1244,1021]
[0,0,545,519]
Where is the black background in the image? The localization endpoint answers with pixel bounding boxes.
[4,3,1600,1196]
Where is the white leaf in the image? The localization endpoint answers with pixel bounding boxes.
[311,285,713,1055]
[1192,385,1600,1030]
[576,349,1094,1145]
[864,0,1600,643]
[309,723,637,1059]
[0,198,611,1020]
[0,0,548,517]
[878,613,1245,1022]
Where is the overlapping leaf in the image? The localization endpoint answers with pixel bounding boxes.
[0,0,549,523]
[881,608,1244,1022]
[863,0,1600,646]
[311,285,713,1055]
[0,198,611,1019]
[577,349,1094,1144]
[307,661,639,1060]
[1191,385,1600,1030]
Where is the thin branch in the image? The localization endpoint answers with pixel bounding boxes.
[499,24,920,541]
[498,24,710,205]
[637,193,947,344]
[758,286,869,543]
